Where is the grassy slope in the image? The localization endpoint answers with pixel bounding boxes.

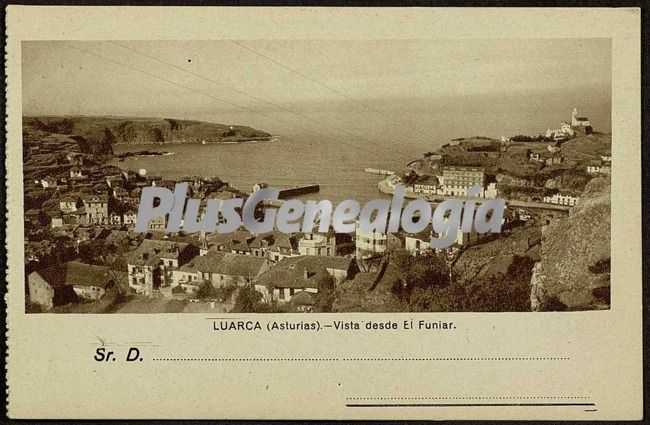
[410,131,611,184]
[23,115,272,145]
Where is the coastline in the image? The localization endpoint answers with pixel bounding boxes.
[377,176,571,212]
[112,135,279,148]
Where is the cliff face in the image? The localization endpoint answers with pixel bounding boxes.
[531,177,611,311]
[23,116,271,147]
[453,224,541,284]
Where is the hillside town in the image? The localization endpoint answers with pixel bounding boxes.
[24,108,611,313]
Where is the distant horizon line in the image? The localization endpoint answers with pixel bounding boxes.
[22,113,612,141]
[22,82,611,118]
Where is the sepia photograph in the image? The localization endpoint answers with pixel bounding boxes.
[22,39,612,314]
[6,6,643,421]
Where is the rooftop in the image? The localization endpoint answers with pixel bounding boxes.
[255,255,353,289]
[207,230,255,252]
[443,166,485,173]
[250,231,299,251]
[125,239,191,266]
[180,251,268,277]
[405,227,433,242]
[415,175,440,186]
[291,290,316,306]
[32,261,116,288]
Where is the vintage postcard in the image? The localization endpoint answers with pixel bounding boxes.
[5,6,643,420]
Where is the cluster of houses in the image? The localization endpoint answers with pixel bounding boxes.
[355,210,503,260]
[26,153,363,311]
[27,227,360,313]
[545,107,591,141]
[527,150,565,166]
[402,228,483,258]
[28,261,124,310]
[498,107,591,144]
[25,107,604,313]
[29,206,499,312]
[586,155,612,175]
[42,165,233,230]
[542,192,580,207]
[545,121,575,141]
[400,108,602,210]
[28,188,507,312]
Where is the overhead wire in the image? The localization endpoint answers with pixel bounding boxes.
[65,42,409,159]
[229,40,437,143]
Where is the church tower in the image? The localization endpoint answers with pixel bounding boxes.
[571,107,579,127]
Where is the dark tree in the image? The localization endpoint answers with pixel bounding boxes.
[196,281,217,299]
[233,286,265,312]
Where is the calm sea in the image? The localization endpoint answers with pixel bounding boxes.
[112,93,611,203]
[112,135,415,203]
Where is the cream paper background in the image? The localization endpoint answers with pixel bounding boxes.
[5,6,642,420]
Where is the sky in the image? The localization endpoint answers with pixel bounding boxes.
[21,39,611,138]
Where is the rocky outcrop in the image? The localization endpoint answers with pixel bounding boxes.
[23,116,271,147]
[531,177,610,311]
[453,225,541,284]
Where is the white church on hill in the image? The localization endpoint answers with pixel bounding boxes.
[546,107,592,140]
[571,107,590,127]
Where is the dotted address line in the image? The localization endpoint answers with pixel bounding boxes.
[152,357,570,362]
[346,396,589,401]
